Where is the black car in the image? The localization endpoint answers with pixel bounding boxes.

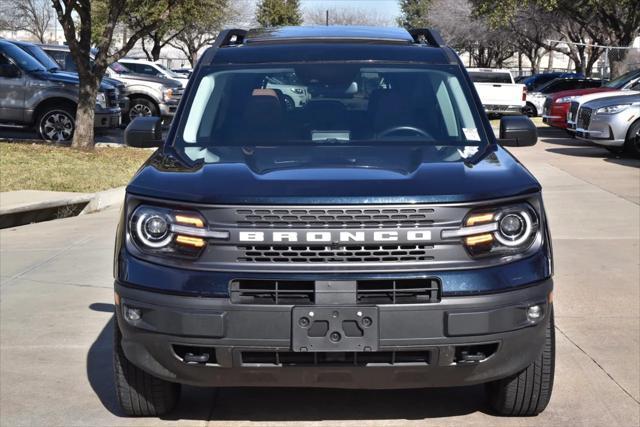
[114,27,554,418]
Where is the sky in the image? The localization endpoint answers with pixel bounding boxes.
[246,0,402,23]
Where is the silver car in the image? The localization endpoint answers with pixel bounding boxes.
[575,93,640,156]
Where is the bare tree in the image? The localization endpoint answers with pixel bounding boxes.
[0,0,53,43]
[51,0,185,149]
[428,0,515,68]
[168,0,244,67]
[305,7,392,26]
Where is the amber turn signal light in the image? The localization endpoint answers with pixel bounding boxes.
[176,235,206,248]
[465,212,494,226]
[175,215,205,228]
[465,234,493,246]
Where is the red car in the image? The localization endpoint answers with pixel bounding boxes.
[542,69,640,129]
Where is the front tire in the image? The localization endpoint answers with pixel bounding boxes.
[128,98,159,122]
[486,306,555,416]
[624,120,640,158]
[522,103,537,118]
[37,106,75,142]
[113,326,180,417]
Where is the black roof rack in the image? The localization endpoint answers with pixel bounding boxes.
[409,28,445,48]
[200,27,453,66]
[200,29,247,64]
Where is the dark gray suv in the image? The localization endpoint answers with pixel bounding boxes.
[0,39,121,141]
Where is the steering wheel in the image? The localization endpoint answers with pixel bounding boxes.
[377,125,433,140]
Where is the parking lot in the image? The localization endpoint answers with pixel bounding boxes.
[1,124,639,426]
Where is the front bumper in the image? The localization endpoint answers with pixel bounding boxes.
[483,104,524,115]
[159,100,179,118]
[542,104,570,128]
[115,278,552,389]
[94,107,121,129]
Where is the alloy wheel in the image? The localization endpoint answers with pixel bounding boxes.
[42,112,74,142]
[129,103,153,120]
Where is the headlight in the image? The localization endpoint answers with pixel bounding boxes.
[129,205,208,257]
[290,87,304,94]
[442,203,540,258]
[95,92,107,108]
[596,104,630,115]
[555,96,577,103]
[162,88,174,102]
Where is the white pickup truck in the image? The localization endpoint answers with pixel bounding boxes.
[467,68,526,116]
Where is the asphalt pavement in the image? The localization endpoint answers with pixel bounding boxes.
[1,126,639,426]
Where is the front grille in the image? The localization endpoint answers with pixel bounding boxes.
[235,207,435,228]
[577,107,592,129]
[230,278,440,305]
[106,90,118,108]
[241,351,431,366]
[230,279,315,304]
[171,87,184,102]
[238,244,434,263]
[356,279,439,304]
[543,97,552,115]
[568,101,579,122]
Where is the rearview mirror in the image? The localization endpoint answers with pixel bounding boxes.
[0,64,21,78]
[124,117,163,148]
[498,115,537,147]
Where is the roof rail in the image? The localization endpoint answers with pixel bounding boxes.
[409,28,445,47]
[200,29,247,65]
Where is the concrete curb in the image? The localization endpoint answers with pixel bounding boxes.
[81,186,126,214]
[0,187,125,228]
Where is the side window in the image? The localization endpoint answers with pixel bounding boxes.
[122,63,139,73]
[46,51,66,69]
[143,64,163,76]
[0,53,10,66]
[629,81,640,91]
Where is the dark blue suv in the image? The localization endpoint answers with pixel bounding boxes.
[114,27,554,418]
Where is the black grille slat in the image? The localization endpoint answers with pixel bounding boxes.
[577,107,592,129]
[241,351,430,366]
[230,279,315,304]
[356,279,440,304]
[569,101,579,122]
[542,97,552,115]
[235,207,435,228]
[238,244,434,264]
[230,278,440,305]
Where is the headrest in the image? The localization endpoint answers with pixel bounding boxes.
[251,88,278,98]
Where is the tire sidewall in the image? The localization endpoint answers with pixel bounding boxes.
[38,107,75,142]
[624,119,640,157]
[128,98,159,123]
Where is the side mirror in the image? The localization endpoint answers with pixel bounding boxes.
[498,115,537,147]
[0,64,21,78]
[124,117,163,148]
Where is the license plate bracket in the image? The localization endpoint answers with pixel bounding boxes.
[292,306,379,352]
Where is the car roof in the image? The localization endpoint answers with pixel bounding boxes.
[245,26,415,44]
[203,26,456,66]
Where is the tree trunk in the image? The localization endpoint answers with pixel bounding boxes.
[71,76,99,149]
[609,50,627,79]
[151,40,162,62]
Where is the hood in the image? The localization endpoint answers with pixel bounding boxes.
[35,70,114,91]
[573,89,639,105]
[548,87,614,101]
[126,145,541,204]
[582,93,640,109]
[113,71,182,87]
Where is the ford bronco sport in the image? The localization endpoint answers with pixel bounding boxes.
[114,27,554,417]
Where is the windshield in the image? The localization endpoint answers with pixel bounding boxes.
[110,62,131,74]
[156,63,181,78]
[177,64,488,163]
[19,44,59,71]
[468,71,512,84]
[604,69,640,88]
[2,43,46,72]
